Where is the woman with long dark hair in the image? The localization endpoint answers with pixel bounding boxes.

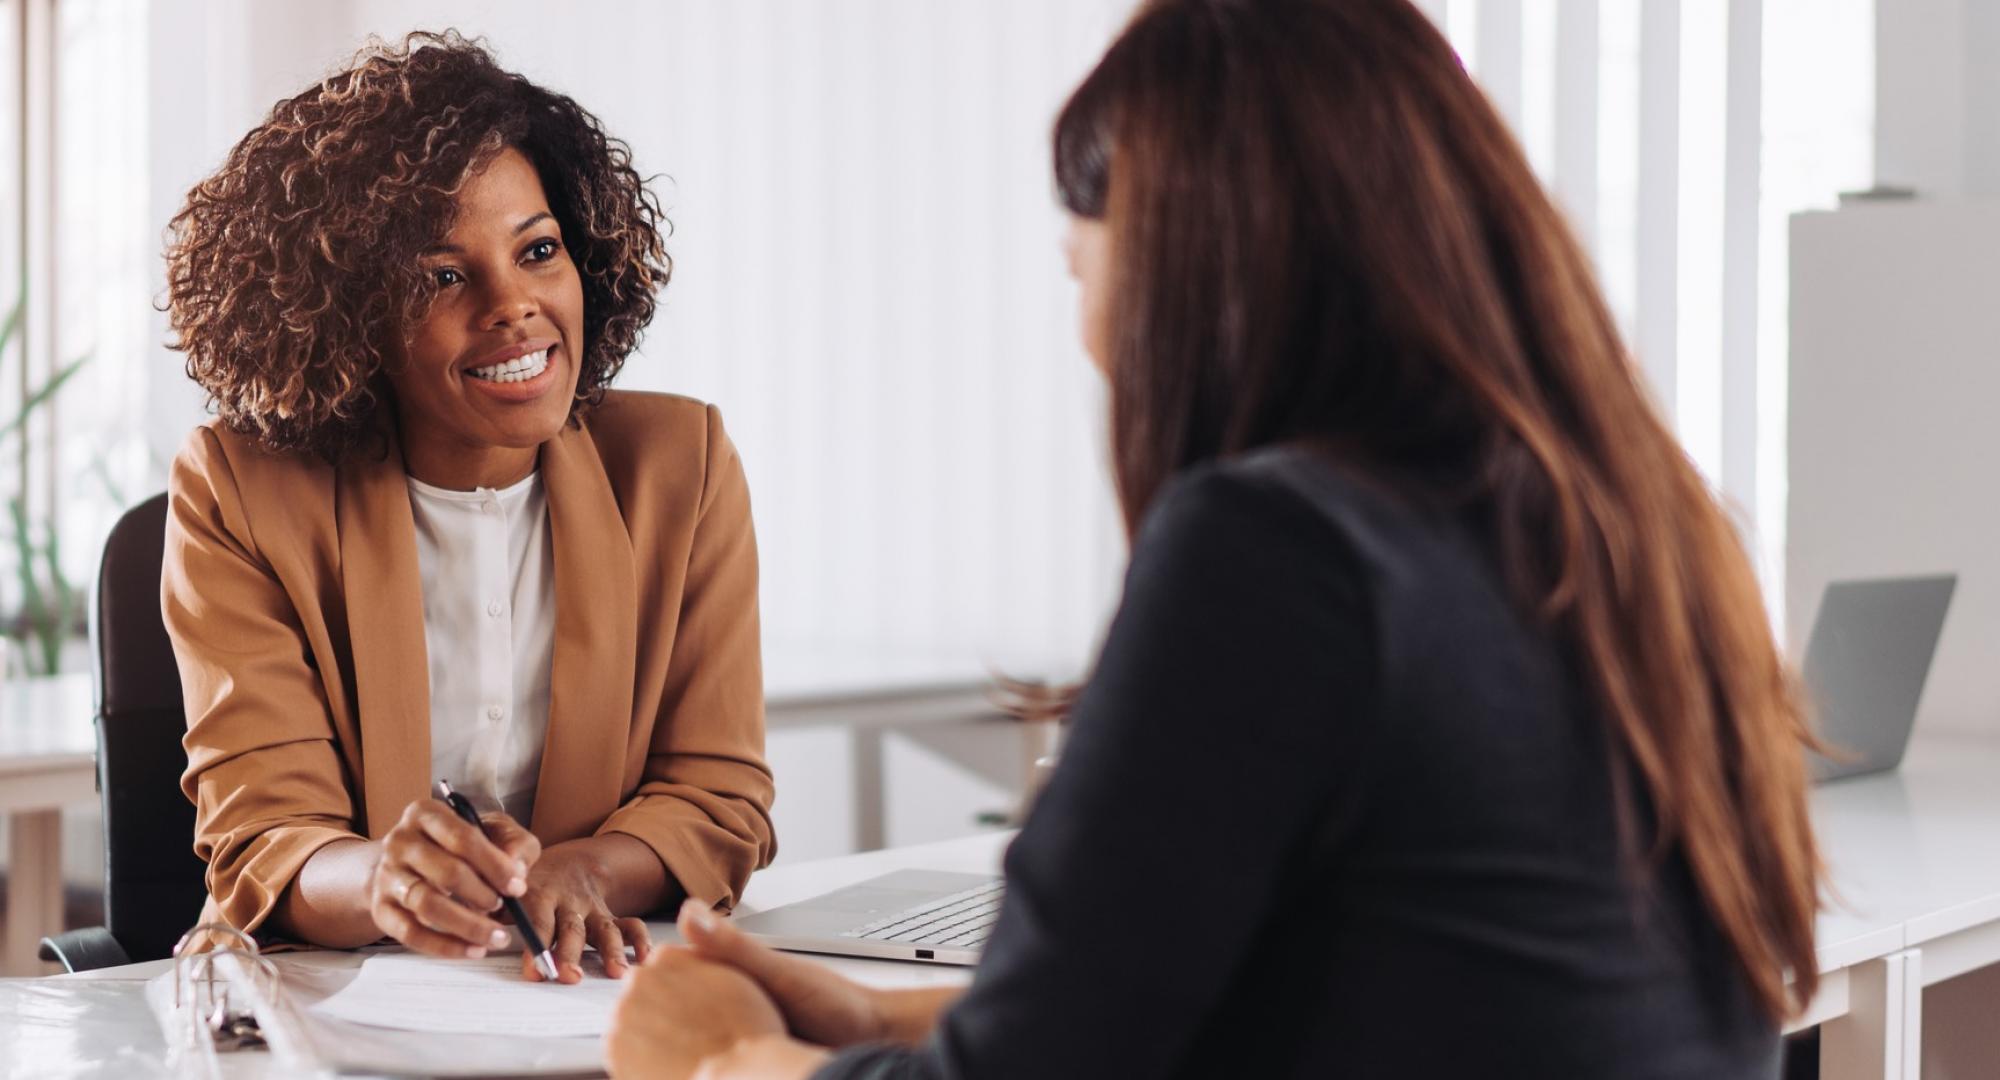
[606,0,1820,1075]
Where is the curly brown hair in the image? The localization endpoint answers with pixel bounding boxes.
[165,30,671,461]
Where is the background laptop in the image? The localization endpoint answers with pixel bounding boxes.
[1804,574,1956,782]
[734,869,1001,965]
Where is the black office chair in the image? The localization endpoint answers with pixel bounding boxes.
[37,493,208,971]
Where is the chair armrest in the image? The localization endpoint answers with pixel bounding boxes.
[38,926,131,973]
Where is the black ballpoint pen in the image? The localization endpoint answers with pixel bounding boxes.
[435,779,560,980]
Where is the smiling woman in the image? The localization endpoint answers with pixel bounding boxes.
[158,31,776,983]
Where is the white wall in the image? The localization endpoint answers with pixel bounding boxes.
[1788,200,2000,734]
[1872,0,2000,200]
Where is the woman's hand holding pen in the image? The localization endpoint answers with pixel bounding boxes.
[369,799,539,962]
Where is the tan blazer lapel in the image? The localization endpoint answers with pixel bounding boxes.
[336,436,434,838]
[531,424,639,843]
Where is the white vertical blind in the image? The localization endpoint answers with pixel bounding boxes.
[20,0,52,515]
[53,0,152,586]
[1675,2,1727,480]
[1433,0,1787,597]
[0,1,22,462]
[1635,1,1681,424]
[1595,3,1640,334]
[1518,0,1558,178]
[1477,0,1526,130]
[0,0,155,632]
[1445,1,1481,70]
[1552,0,1600,250]
[1721,0,1764,521]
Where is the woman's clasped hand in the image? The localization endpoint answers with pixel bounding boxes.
[605,898,919,1079]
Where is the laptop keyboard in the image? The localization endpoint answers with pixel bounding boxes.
[840,878,1005,949]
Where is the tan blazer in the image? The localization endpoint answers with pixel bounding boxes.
[163,390,776,935]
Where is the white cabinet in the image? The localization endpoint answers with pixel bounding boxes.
[1789,199,2000,734]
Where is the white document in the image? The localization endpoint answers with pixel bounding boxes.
[311,953,629,1038]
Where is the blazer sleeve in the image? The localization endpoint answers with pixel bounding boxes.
[596,405,776,908]
[164,429,362,935]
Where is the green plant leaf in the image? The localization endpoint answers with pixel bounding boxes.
[0,350,92,445]
[0,292,21,357]
[86,454,127,508]
[36,517,73,675]
[6,496,48,671]
[0,299,104,674]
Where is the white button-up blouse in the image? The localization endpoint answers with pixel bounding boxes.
[406,470,556,826]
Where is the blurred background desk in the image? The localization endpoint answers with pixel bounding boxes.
[0,674,95,977]
[765,648,1033,854]
[1795,733,2000,1077]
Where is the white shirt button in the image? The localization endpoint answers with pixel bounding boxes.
[481,500,499,515]
[487,599,505,617]
[486,704,504,722]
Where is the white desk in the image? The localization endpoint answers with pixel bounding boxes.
[1792,732,2000,1078]
[0,673,97,978]
[12,735,2000,1078]
[4,831,1004,1078]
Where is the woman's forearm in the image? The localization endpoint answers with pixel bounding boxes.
[274,838,386,948]
[567,831,680,916]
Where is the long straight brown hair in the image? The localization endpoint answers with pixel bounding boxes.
[1056,0,1819,1019]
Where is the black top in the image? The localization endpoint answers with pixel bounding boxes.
[816,447,1778,1080]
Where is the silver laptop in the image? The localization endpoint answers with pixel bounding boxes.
[1805,574,1956,782]
[733,869,1002,965]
